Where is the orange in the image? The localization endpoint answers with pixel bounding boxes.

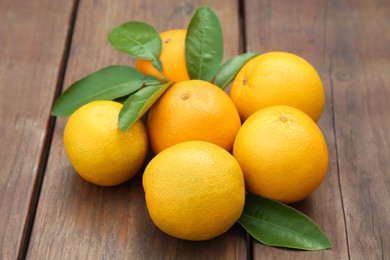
[147,80,241,154]
[135,29,190,82]
[233,105,328,204]
[143,141,245,241]
[230,51,325,122]
[63,101,148,186]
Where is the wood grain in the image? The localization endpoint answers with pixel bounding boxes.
[328,0,390,258]
[26,0,247,259]
[243,0,349,258]
[245,0,390,258]
[0,0,76,258]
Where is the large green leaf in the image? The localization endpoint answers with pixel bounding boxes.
[238,193,332,250]
[118,81,174,132]
[214,52,259,90]
[185,6,223,81]
[51,66,144,116]
[108,21,161,60]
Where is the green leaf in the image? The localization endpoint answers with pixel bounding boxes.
[115,76,163,104]
[108,21,161,60]
[214,52,259,89]
[114,95,131,104]
[118,81,174,132]
[238,193,332,251]
[144,75,163,86]
[51,66,144,116]
[185,5,223,81]
[152,58,167,81]
[152,58,163,74]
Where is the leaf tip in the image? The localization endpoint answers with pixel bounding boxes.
[50,104,68,117]
[50,110,59,117]
[118,125,129,133]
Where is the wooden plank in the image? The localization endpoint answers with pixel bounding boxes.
[27,0,248,259]
[328,0,390,258]
[0,0,76,258]
[243,0,349,258]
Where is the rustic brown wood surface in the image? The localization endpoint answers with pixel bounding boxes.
[328,1,390,258]
[1,0,389,259]
[0,0,76,259]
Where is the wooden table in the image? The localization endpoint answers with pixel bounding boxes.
[1,0,389,259]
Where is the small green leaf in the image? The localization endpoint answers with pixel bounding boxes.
[144,75,162,86]
[51,66,144,116]
[152,58,167,81]
[152,58,163,73]
[114,76,162,104]
[118,81,174,132]
[108,21,161,60]
[185,5,223,81]
[238,193,332,251]
[214,52,259,89]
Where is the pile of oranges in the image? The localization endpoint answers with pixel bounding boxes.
[61,28,328,241]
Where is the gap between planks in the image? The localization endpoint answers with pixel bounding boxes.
[17,0,81,259]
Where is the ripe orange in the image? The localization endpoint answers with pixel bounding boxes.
[63,101,148,186]
[233,105,328,204]
[135,29,190,82]
[147,80,241,154]
[230,51,325,122]
[143,141,245,241]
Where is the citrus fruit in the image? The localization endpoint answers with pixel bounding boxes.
[232,105,328,204]
[142,141,245,241]
[230,51,325,122]
[135,29,190,82]
[63,100,148,186]
[147,80,241,154]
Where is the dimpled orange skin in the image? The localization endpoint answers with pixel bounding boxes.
[147,80,242,154]
[135,29,190,82]
[233,105,328,204]
[63,101,148,186]
[142,141,245,241]
[230,51,325,122]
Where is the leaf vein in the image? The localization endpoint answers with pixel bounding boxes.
[240,213,324,244]
[120,33,156,59]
